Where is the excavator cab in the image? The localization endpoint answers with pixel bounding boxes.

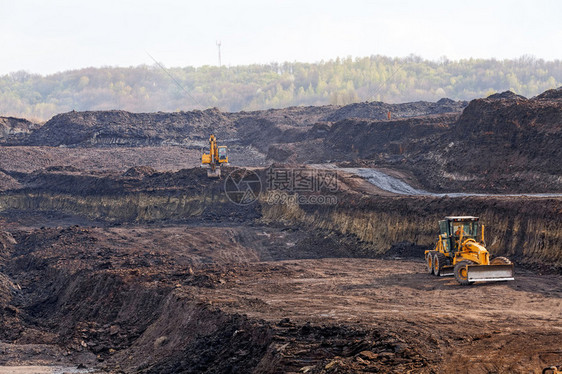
[218,146,228,162]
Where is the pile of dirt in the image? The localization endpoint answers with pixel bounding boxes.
[142,315,427,374]
[0,231,20,343]
[271,87,561,193]
[437,90,562,192]
[533,86,562,100]
[487,90,527,100]
[325,99,467,122]
[12,98,466,151]
[12,167,210,196]
[0,231,16,254]
[0,116,40,143]
[384,241,428,259]
[0,171,21,191]
[25,108,234,147]
[122,166,157,178]
[324,113,458,161]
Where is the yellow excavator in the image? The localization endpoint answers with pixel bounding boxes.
[201,134,228,178]
[425,216,514,285]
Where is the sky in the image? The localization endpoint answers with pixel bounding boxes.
[0,0,561,75]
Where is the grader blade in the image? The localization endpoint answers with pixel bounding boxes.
[467,264,514,282]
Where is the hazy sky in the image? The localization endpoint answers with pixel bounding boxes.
[1,0,561,75]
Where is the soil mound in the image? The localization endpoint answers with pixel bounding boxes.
[325,99,467,122]
[44,165,82,173]
[534,86,562,100]
[325,113,457,160]
[25,108,233,147]
[487,91,527,100]
[0,116,39,143]
[123,166,157,178]
[0,171,21,191]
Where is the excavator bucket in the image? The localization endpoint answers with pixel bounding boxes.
[207,168,221,178]
[467,264,514,282]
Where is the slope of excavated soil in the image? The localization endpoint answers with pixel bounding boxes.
[322,89,562,193]
[25,109,234,147]
[1,166,561,268]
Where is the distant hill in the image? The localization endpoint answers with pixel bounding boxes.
[0,55,561,121]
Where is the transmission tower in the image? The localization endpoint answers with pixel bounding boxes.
[216,41,222,67]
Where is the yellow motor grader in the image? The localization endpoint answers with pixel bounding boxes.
[425,216,514,285]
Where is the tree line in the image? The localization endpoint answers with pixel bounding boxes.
[1,55,560,121]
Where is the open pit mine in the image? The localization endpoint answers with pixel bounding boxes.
[0,88,561,373]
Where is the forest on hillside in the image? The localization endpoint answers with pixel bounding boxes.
[1,55,561,121]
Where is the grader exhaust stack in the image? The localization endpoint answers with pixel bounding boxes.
[425,216,514,285]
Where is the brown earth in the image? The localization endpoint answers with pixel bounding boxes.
[3,88,560,193]
[0,89,561,373]
[289,89,562,193]
[0,220,560,373]
[0,117,41,144]
[0,166,560,373]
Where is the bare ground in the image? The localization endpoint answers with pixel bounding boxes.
[0,223,560,373]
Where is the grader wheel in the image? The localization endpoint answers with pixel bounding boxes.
[433,252,448,276]
[454,260,474,285]
[426,251,435,274]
